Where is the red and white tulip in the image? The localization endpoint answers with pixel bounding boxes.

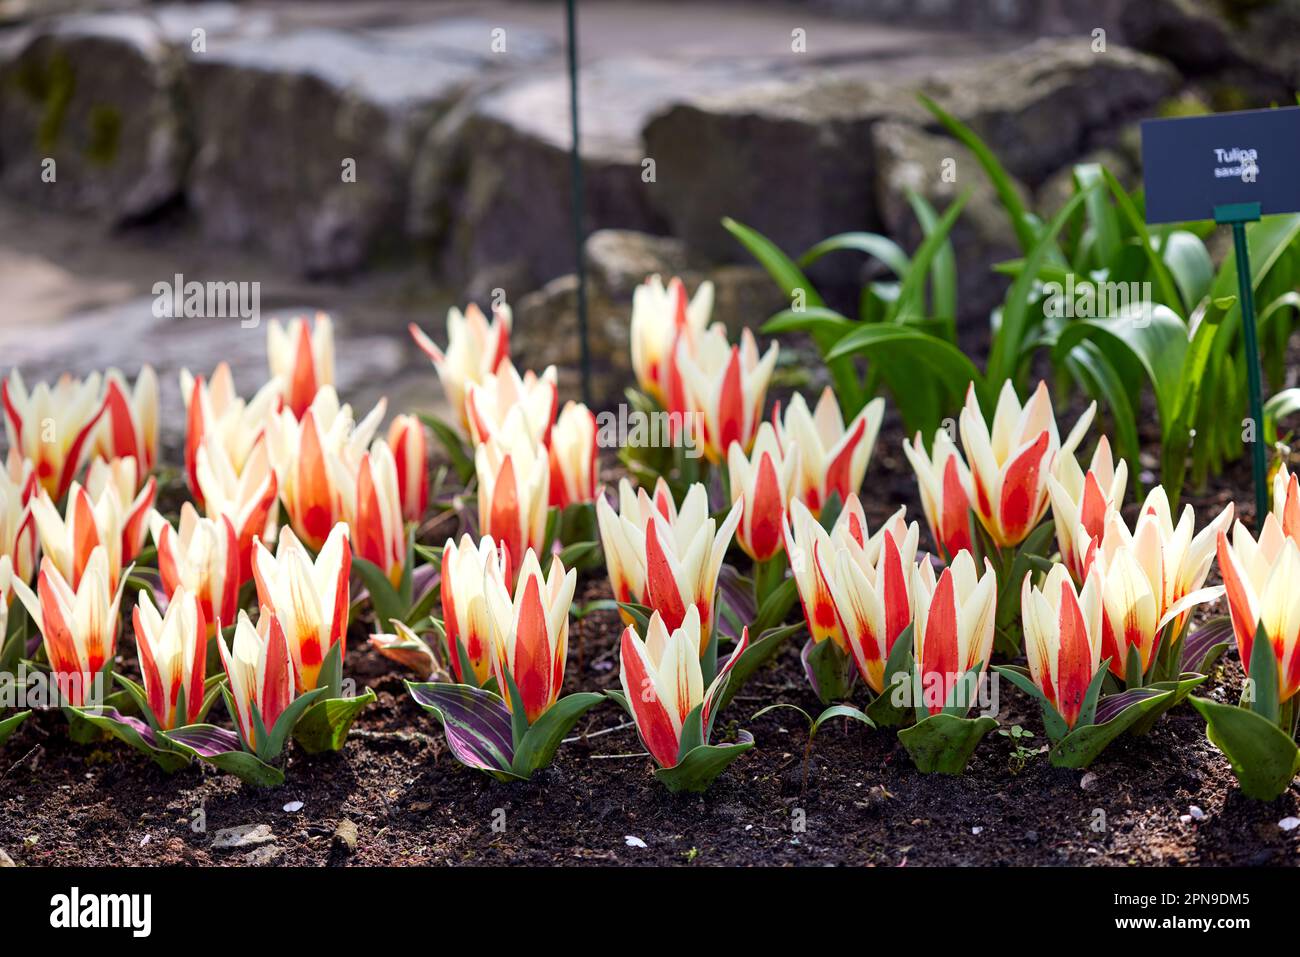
[267,312,335,418]
[484,549,577,722]
[548,401,598,509]
[902,427,973,561]
[727,422,799,562]
[2,370,107,501]
[1272,464,1300,546]
[959,380,1095,548]
[1021,564,1103,729]
[677,326,778,464]
[85,456,155,563]
[92,366,159,475]
[912,550,998,715]
[11,547,127,707]
[29,482,125,592]
[825,509,921,694]
[440,534,511,684]
[629,275,712,409]
[252,522,352,693]
[642,483,741,657]
[194,434,279,583]
[387,413,429,523]
[132,587,207,730]
[1216,514,1300,702]
[180,363,281,507]
[1081,488,1232,679]
[265,386,385,551]
[774,389,884,517]
[595,477,674,616]
[464,360,557,448]
[0,454,38,587]
[409,302,512,428]
[347,439,406,586]
[1048,435,1126,581]
[149,503,240,637]
[219,607,296,749]
[783,496,875,652]
[619,605,749,768]
[475,409,549,576]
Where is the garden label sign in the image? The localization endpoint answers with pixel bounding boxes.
[1141,106,1300,521]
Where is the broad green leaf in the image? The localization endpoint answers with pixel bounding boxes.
[1049,688,1175,769]
[1191,696,1300,801]
[292,689,377,754]
[799,231,910,277]
[0,710,30,747]
[898,712,999,775]
[511,692,606,779]
[653,732,754,793]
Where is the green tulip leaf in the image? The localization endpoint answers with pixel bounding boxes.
[292,689,377,754]
[898,713,998,775]
[0,710,31,747]
[510,692,606,779]
[1191,696,1300,801]
[653,731,755,793]
[1049,688,1174,769]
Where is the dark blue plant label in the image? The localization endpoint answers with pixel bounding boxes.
[1141,106,1300,223]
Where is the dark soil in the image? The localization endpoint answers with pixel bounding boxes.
[3,397,1296,868]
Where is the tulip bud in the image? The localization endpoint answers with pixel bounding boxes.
[267,312,335,418]
[219,607,296,749]
[727,422,799,562]
[133,587,207,730]
[93,366,159,474]
[85,456,156,563]
[913,550,998,715]
[677,326,778,464]
[774,389,884,517]
[548,401,598,509]
[959,380,1095,548]
[409,303,512,429]
[29,482,125,593]
[387,414,429,523]
[1048,435,1126,581]
[629,275,712,407]
[194,434,279,584]
[350,439,406,587]
[595,477,673,617]
[441,534,511,684]
[1218,514,1300,703]
[465,360,557,448]
[902,427,973,561]
[0,454,38,587]
[252,522,352,693]
[485,550,576,722]
[475,408,549,576]
[180,363,282,508]
[2,370,108,501]
[150,503,240,637]
[1021,565,1103,728]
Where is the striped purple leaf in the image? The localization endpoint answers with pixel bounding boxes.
[1181,616,1234,674]
[166,724,245,757]
[1094,687,1164,725]
[409,683,514,772]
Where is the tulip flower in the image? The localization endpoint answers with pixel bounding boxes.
[265,386,385,551]
[1272,464,1300,546]
[484,549,576,722]
[2,370,107,500]
[619,605,749,768]
[194,434,279,582]
[92,366,159,474]
[267,312,335,418]
[85,456,155,562]
[548,401,598,509]
[11,547,127,707]
[783,497,857,651]
[630,275,712,409]
[409,302,512,428]
[677,326,778,464]
[464,360,557,448]
[252,522,351,693]
[595,477,674,616]
[180,363,282,507]
[149,504,240,637]
[1082,488,1232,679]
[440,534,511,684]
[1021,565,1103,728]
[773,388,885,516]
[132,587,207,730]
[387,413,429,523]
[727,421,799,562]
[1216,514,1300,702]
[825,510,921,694]
[1048,435,1126,581]
[29,482,124,592]
[902,427,973,561]
[475,408,549,576]
[347,439,406,586]
[643,484,741,657]
[0,454,38,587]
[913,549,998,715]
[219,607,296,749]
[959,380,1095,548]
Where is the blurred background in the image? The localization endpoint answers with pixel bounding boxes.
[1,0,1296,454]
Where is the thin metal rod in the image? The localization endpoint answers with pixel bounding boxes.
[565,0,592,406]
[1231,221,1269,525]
